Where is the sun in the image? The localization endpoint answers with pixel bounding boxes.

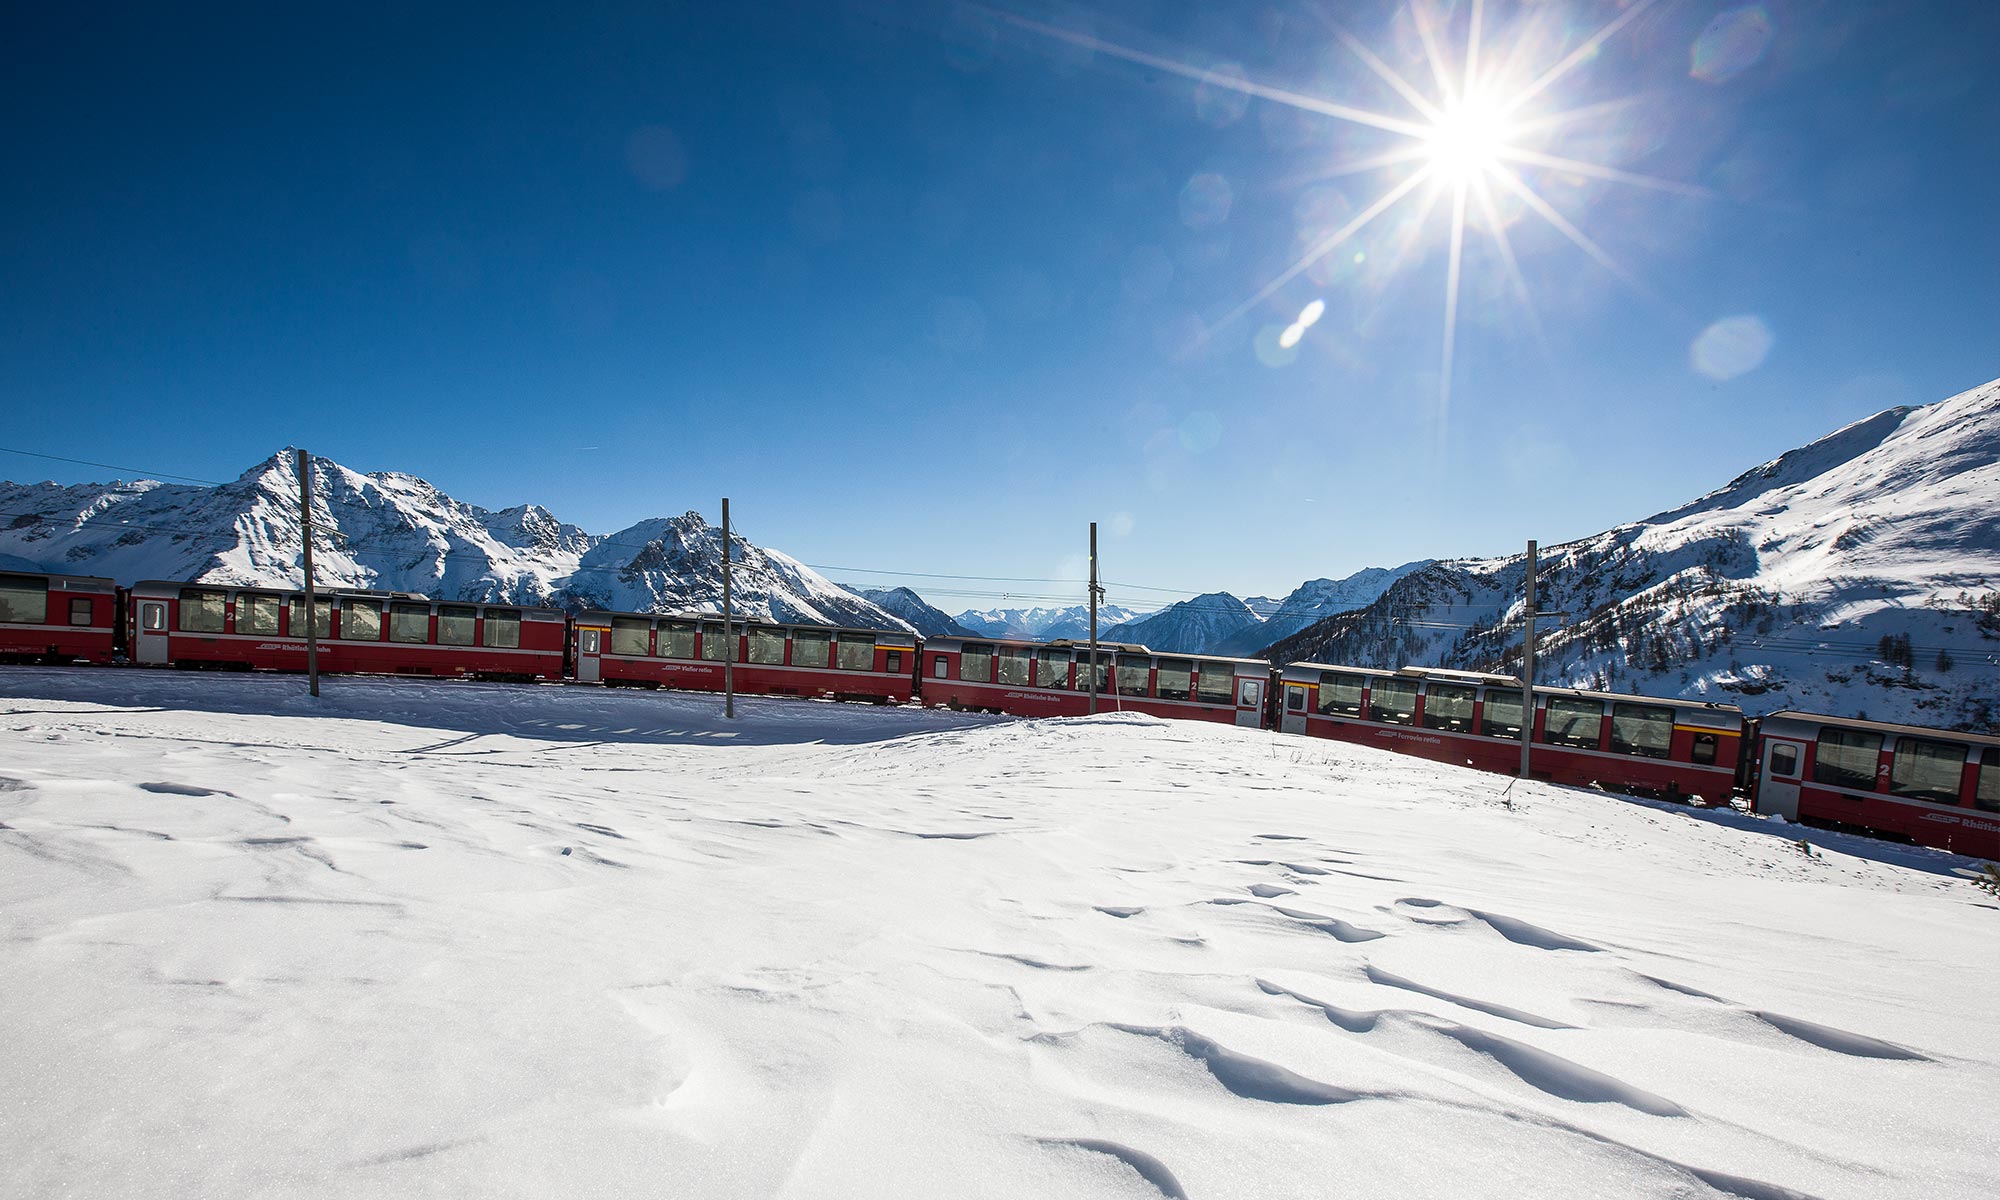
[1421,92,1514,184]
[989,0,1707,433]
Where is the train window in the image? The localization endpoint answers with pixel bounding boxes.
[1691,733,1719,766]
[1195,663,1233,704]
[1157,659,1193,701]
[1368,678,1418,725]
[1286,687,1306,712]
[343,599,383,641]
[886,650,901,673]
[701,623,740,662]
[1079,653,1110,694]
[1977,748,1999,812]
[389,603,431,644]
[179,588,227,633]
[580,629,600,654]
[1812,727,1882,790]
[483,609,521,649]
[933,655,948,679]
[1769,744,1798,777]
[659,620,698,659]
[998,647,1032,686]
[1609,703,1674,759]
[1116,654,1151,697]
[1422,683,1476,732]
[289,598,332,639]
[608,617,650,657]
[748,626,788,665]
[960,643,992,682]
[1890,738,1967,805]
[239,594,281,635]
[1543,697,1604,749]
[141,602,166,632]
[0,574,48,624]
[792,629,830,668]
[438,606,477,645]
[1481,691,1523,739]
[1037,648,1072,689]
[69,598,94,626]
[1318,672,1364,717]
[836,633,874,671]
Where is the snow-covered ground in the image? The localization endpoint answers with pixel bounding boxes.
[2,670,1994,1200]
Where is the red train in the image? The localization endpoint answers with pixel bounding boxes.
[2,567,1994,859]
[572,608,917,702]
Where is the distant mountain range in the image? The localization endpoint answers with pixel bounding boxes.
[0,451,910,631]
[849,587,976,638]
[951,604,1141,641]
[1097,565,1432,656]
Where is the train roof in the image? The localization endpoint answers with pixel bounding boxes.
[575,607,917,641]
[0,569,117,590]
[925,634,1268,665]
[1282,661,1520,687]
[1281,660,1745,715]
[129,580,566,613]
[1762,709,2000,747]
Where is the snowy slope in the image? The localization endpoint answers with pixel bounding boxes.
[2,670,1994,1199]
[1266,379,2000,729]
[956,604,1141,640]
[849,586,978,637]
[0,451,911,629]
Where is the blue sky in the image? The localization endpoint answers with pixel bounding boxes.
[3,1,1996,610]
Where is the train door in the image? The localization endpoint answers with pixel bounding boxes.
[1758,737,1807,819]
[575,626,603,683]
[134,599,169,664]
[1235,676,1263,729]
[1281,682,1309,735]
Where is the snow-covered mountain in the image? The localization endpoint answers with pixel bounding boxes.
[848,586,977,637]
[0,451,911,630]
[1095,564,1434,656]
[953,604,1140,641]
[1102,592,1264,654]
[1264,378,2000,730]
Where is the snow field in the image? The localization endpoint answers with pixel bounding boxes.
[1,670,1995,1199]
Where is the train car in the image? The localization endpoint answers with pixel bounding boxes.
[0,570,120,664]
[1277,662,1746,800]
[571,609,920,703]
[920,636,1271,727]
[1749,711,2000,857]
[127,581,567,680]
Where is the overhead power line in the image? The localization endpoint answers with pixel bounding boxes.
[0,445,229,487]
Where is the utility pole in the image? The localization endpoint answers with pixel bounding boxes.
[1519,539,1536,779]
[1088,520,1100,716]
[298,449,320,698]
[721,497,734,720]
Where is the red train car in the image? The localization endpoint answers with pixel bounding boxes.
[1750,711,2000,857]
[0,571,119,663]
[919,636,1270,727]
[571,609,919,702]
[127,581,566,680]
[1277,662,1745,800]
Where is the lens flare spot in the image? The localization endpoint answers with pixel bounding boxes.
[1691,7,1775,84]
[1194,63,1252,127]
[1179,172,1233,229]
[1178,411,1222,453]
[1257,324,1301,366]
[1297,299,1326,328]
[1690,315,1774,381]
